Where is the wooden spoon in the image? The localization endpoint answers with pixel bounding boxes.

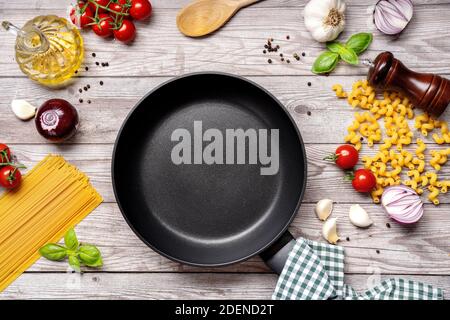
[177,0,263,37]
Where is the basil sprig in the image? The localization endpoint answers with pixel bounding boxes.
[39,228,103,272]
[312,33,373,74]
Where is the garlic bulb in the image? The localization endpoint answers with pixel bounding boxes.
[304,0,346,43]
[348,204,373,228]
[11,100,37,121]
[322,217,340,244]
[315,199,333,221]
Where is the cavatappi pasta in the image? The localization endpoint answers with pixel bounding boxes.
[333,80,450,205]
[0,155,103,292]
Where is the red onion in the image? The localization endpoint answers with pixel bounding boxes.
[374,0,413,35]
[35,99,79,142]
[381,186,424,224]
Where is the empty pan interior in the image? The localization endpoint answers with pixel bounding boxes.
[112,73,306,266]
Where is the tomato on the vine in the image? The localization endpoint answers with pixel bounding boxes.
[129,0,152,20]
[88,0,110,14]
[350,169,376,193]
[113,19,136,43]
[324,144,359,170]
[92,13,114,37]
[109,2,128,18]
[0,165,22,189]
[70,2,94,28]
[0,143,11,164]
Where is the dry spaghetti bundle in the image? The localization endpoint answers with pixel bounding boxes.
[0,155,103,292]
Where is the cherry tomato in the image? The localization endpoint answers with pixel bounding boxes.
[70,2,94,28]
[113,19,136,43]
[324,145,359,170]
[129,0,152,20]
[92,14,114,37]
[0,166,22,189]
[109,2,128,18]
[0,143,11,164]
[88,0,110,14]
[351,169,376,193]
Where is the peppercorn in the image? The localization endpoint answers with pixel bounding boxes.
[268,59,272,64]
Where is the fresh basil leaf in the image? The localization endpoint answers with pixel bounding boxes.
[64,228,79,251]
[346,32,373,55]
[326,41,345,54]
[39,244,67,261]
[338,46,359,65]
[312,51,340,74]
[69,255,81,273]
[78,245,103,267]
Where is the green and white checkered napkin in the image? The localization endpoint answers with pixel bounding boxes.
[272,238,444,300]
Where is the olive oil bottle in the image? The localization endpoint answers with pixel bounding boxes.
[2,16,84,87]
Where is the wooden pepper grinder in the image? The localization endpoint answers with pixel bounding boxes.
[366,51,450,117]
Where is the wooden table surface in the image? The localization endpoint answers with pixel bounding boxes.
[0,0,449,299]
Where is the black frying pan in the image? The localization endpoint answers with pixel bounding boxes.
[112,72,306,273]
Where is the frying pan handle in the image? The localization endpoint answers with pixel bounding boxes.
[260,231,296,274]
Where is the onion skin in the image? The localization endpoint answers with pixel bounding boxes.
[35,99,79,142]
[381,186,424,224]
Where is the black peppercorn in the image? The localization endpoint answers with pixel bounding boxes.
[268,59,272,64]
[307,82,312,87]
[307,111,312,116]
[79,98,83,103]
[92,53,96,57]
[100,81,104,86]
[85,66,89,71]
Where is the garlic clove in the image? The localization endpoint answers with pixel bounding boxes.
[348,204,373,228]
[322,217,340,244]
[11,100,37,121]
[315,199,333,221]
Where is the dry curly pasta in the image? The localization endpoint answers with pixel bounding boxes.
[333,80,450,205]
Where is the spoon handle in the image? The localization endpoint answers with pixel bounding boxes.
[231,0,264,9]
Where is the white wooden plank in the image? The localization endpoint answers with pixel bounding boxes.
[1,5,450,76]
[2,0,449,10]
[6,142,450,204]
[1,273,448,300]
[9,200,449,275]
[2,76,450,145]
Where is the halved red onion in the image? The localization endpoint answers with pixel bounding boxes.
[381,186,424,224]
[374,0,414,35]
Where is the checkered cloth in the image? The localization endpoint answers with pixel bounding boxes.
[272,238,444,300]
